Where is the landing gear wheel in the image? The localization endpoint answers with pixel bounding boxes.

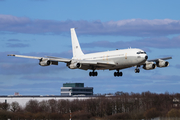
[119,72,123,76]
[89,72,92,76]
[114,72,117,77]
[95,72,98,76]
[89,71,98,77]
[114,71,123,77]
[135,69,140,73]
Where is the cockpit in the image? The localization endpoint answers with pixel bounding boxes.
[137,51,146,54]
[137,51,148,60]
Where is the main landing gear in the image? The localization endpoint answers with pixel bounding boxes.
[114,70,123,77]
[89,70,98,77]
[135,66,140,73]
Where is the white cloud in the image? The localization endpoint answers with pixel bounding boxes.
[1,14,180,36]
[81,35,180,49]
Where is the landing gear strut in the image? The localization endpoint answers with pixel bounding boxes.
[89,70,98,77]
[114,70,123,77]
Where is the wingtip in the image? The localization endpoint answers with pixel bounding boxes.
[7,54,15,56]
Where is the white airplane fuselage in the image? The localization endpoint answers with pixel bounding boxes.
[72,48,147,70]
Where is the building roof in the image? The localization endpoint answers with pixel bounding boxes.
[63,83,84,87]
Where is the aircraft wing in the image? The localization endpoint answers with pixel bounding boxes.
[147,57,172,62]
[7,54,71,63]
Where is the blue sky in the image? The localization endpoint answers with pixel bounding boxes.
[0,0,180,95]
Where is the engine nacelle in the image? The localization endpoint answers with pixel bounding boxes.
[156,60,169,67]
[143,62,156,70]
[39,60,51,66]
[68,62,81,69]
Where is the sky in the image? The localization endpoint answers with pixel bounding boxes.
[0,0,180,95]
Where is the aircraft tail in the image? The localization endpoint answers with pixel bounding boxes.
[70,28,84,58]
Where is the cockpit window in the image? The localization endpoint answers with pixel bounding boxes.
[137,51,146,54]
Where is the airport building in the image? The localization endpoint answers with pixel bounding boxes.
[61,83,93,96]
[0,83,94,107]
[0,95,94,107]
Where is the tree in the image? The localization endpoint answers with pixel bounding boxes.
[144,108,160,119]
[167,109,180,117]
[10,102,21,112]
[57,99,70,114]
[39,100,49,113]
[107,112,131,120]
[0,102,10,111]
[48,99,57,113]
[70,99,83,112]
[72,111,92,120]
[0,110,13,119]
[25,99,39,113]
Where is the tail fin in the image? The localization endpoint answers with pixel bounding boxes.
[70,28,84,58]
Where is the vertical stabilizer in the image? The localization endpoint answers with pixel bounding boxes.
[70,28,84,58]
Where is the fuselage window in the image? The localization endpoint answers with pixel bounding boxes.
[137,51,146,54]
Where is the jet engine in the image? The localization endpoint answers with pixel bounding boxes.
[39,60,51,66]
[143,62,156,70]
[68,62,81,69]
[156,60,169,67]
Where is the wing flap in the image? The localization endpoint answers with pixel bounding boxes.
[77,60,116,66]
[48,58,71,63]
[97,61,117,66]
[46,56,71,63]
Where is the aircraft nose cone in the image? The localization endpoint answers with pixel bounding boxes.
[145,55,148,60]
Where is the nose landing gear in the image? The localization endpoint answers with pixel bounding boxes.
[135,66,140,73]
[135,68,140,73]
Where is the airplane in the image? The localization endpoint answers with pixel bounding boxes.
[8,28,172,77]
